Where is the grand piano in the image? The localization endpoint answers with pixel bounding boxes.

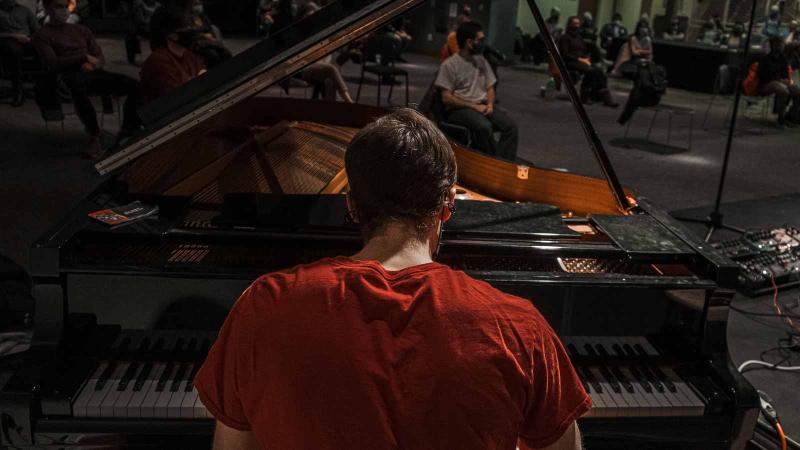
[0,0,758,448]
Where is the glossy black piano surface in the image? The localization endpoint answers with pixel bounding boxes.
[0,0,759,448]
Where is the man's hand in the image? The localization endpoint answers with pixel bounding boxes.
[473,103,489,114]
[85,54,101,66]
[81,62,96,72]
[484,103,494,116]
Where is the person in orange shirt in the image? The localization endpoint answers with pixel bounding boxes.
[195,108,589,450]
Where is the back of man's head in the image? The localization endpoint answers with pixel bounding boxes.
[345,108,456,239]
[456,21,482,49]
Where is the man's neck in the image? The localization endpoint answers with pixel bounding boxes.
[350,224,436,271]
[458,49,474,62]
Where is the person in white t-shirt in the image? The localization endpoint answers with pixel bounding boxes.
[435,21,518,161]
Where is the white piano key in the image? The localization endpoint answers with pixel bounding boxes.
[87,362,128,417]
[99,362,130,417]
[167,364,192,418]
[73,362,107,418]
[588,367,622,418]
[181,385,200,419]
[194,394,211,418]
[631,336,659,356]
[154,364,179,418]
[113,363,144,418]
[140,363,168,418]
[660,367,705,416]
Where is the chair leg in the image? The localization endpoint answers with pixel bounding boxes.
[702,94,716,130]
[646,109,658,142]
[624,115,633,139]
[388,76,394,104]
[356,69,365,102]
[377,77,381,107]
[666,111,672,146]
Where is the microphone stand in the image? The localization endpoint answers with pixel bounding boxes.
[676,0,757,242]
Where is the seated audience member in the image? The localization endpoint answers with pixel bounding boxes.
[697,17,722,45]
[179,0,231,67]
[579,11,601,63]
[763,5,781,40]
[33,0,142,158]
[559,15,618,107]
[599,12,628,62]
[613,20,653,79]
[529,6,560,65]
[294,2,352,102]
[786,20,799,44]
[387,17,411,62]
[758,37,800,125]
[435,21,517,160]
[725,22,745,49]
[195,108,589,450]
[0,0,38,106]
[140,6,205,104]
[662,17,685,41]
[125,0,161,64]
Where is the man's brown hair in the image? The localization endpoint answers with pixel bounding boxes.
[345,108,457,239]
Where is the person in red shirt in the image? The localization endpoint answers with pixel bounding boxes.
[139,6,206,104]
[194,108,591,450]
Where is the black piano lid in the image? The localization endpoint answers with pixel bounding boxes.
[444,201,580,240]
[95,0,423,175]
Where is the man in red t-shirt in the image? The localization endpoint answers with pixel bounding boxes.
[194,108,591,450]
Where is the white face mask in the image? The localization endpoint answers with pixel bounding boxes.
[192,4,203,14]
[51,7,70,22]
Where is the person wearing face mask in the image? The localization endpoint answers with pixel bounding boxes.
[176,0,231,68]
[613,20,653,79]
[435,21,518,160]
[139,6,205,104]
[32,0,142,158]
[662,17,685,41]
[558,16,618,107]
[763,5,781,40]
[600,12,628,63]
[697,17,722,45]
[0,0,38,106]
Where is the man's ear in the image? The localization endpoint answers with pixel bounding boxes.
[442,185,458,222]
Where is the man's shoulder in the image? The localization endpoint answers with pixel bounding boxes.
[449,268,544,321]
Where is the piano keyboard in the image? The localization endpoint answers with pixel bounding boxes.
[73,330,216,419]
[561,336,706,418]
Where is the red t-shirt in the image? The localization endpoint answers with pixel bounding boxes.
[195,257,590,449]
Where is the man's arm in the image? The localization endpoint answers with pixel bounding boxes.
[441,89,485,112]
[84,28,105,69]
[519,422,582,450]
[485,85,495,115]
[32,32,86,69]
[212,420,258,450]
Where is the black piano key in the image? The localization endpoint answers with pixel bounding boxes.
[611,366,634,393]
[622,344,637,357]
[633,344,648,357]
[151,336,166,359]
[583,344,598,357]
[594,344,610,357]
[566,343,579,357]
[186,364,201,392]
[599,366,621,393]
[574,366,590,391]
[117,362,139,391]
[170,363,189,392]
[95,361,117,391]
[133,361,154,391]
[653,367,677,393]
[156,362,174,392]
[641,366,665,393]
[580,366,602,393]
[611,344,626,357]
[628,366,653,393]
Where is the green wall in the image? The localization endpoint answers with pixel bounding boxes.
[516,0,578,34]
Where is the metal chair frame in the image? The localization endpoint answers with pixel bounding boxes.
[625,104,695,151]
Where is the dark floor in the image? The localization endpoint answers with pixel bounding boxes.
[2,36,800,443]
